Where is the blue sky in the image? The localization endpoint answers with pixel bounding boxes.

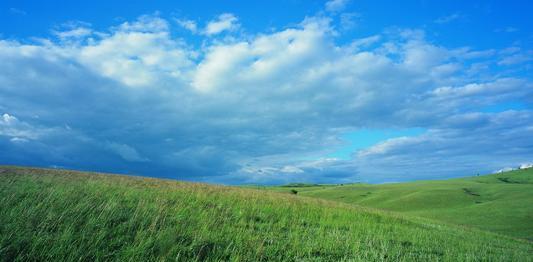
[328,128,425,160]
[0,0,532,184]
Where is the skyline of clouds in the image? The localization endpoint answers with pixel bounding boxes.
[0,1,532,184]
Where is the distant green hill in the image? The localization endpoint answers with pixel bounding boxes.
[0,166,531,261]
[261,168,533,241]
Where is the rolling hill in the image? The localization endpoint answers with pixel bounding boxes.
[0,166,531,261]
[258,168,533,241]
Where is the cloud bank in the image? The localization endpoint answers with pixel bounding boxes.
[0,12,531,184]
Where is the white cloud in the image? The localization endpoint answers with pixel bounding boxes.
[54,27,93,40]
[2,113,17,123]
[193,17,332,92]
[325,0,349,12]
[204,13,239,36]
[401,39,449,71]
[495,163,533,173]
[76,16,192,87]
[498,53,532,65]
[520,163,533,169]
[349,35,381,50]
[0,113,40,140]
[281,165,304,173]
[10,137,29,143]
[192,42,251,92]
[358,136,416,156]
[175,19,198,33]
[431,78,527,99]
[117,15,169,33]
[495,167,515,173]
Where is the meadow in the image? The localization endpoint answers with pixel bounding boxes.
[0,166,532,261]
[257,168,533,241]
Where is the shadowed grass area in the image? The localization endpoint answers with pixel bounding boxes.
[260,168,533,241]
[0,166,531,261]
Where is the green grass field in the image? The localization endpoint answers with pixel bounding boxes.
[255,168,533,241]
[1,166,532,261]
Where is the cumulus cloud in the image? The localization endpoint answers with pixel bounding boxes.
[204,13,239,35]
[0,113,41,140]
[76,16,192,87]
[0,14,531,184]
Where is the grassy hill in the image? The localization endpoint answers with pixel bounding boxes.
[257,168,533,241]
[0,166,532,261]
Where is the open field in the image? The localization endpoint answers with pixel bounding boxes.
[0,166,532,261]
[255,168,533,241]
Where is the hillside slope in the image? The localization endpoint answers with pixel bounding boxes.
[265,168,533,240]
[0,166,531,261]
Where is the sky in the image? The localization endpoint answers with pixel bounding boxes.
[0,0,532,184]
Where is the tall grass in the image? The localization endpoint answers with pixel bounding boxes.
[0,166,531,261]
